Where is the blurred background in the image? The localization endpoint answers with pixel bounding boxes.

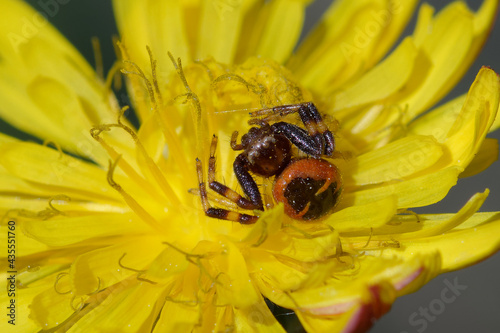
[5,0,500,332]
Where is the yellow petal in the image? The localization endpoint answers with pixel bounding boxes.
[368,211,500,272]
[409,67,500,174]
[333,37,418,110]
[346,135,443,186]
[329,196,397,233]
[396,190,489,240]
[442,67,500,169]
[70,236,165,295]
[197,0,259,63]
[22,212,150,247]
[253,0,308,64]
[250,249,307,292]
[342,166,461,209]
[0,0,126,164]
[290,0,419,93]
[401,0,498,119]
[112,0,189,73]
[30,285,74,330]
[142,244,190,284]
[16,264,68,287]
[235,0,307,64]
[235,203,284,245]
[214,242,260,308]
[0,142,119,202]
[234,297,286,333]
[67,283,162,332]
[152,294,200,331]
[408,93,467,141]
[0,273,49,332]
[255,253,439,322]
[490,103,500,132]
[297,261,438,333]
[0,220,48,256]
[409,67,500,176]
[460,138,499,178]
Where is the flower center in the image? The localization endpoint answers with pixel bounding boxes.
[95,52,328,250]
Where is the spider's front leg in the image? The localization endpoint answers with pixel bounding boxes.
[299,102,335,156]
[195,135,259,224]
[252,102,335,156]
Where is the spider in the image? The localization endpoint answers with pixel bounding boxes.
[195,102,342,224]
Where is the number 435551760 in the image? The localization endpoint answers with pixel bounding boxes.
[7,220,16,270]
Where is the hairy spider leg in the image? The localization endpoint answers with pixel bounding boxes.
[271,122,323,157]
[233,154,265,210]
[230,131,244,150]
[207,135,262,210]
[196,155,258,224]
[304,103,335,156]
[250,102,335,156]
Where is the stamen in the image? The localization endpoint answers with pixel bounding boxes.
[146,46,164,107]
[165,295,199,307]
[116,52,189,204]
[163,242,221,288]
[118,45,191,182]
[89,277,102,295]
[47,195,71,215]
[212,73,266,96]
[70,295,86,312]
[333,240,347,263]
[107,157,165,233]
[283,225,315,239]
[62,278,135,331]
[42,140,64,159]
[351,237,401,250]
[117,107,182,205]
[91,37,104,80]
[362,228,374,248]
[117,42,153,123]
[54,272,71,295]
[111,36,124,91]
[91,109,181,207]
[168,52,204,158]
[9,195,70,221]
[90,128,164,204]
[122,59,159,113]
[397,209,421,223]
[194,59,215,81]
[104,61,123,100]
[251,220,269,247]
[118,253,144,273]
[136,272,158,285]
[117,253,156,284]
[283,290,305,315]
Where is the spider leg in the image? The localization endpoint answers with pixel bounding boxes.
[207,135,262,210]
[271,122,322,157]
[302,102,335,156]
[196,156,258,225]
[251,102,335,156]
[233,154,265,210]
[230,131,244,150]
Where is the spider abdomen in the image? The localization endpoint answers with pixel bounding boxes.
[273,158,342,221]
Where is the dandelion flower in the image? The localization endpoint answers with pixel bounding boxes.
[1,0,500,332]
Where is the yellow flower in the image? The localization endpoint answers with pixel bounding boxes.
[1,0,500,332]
